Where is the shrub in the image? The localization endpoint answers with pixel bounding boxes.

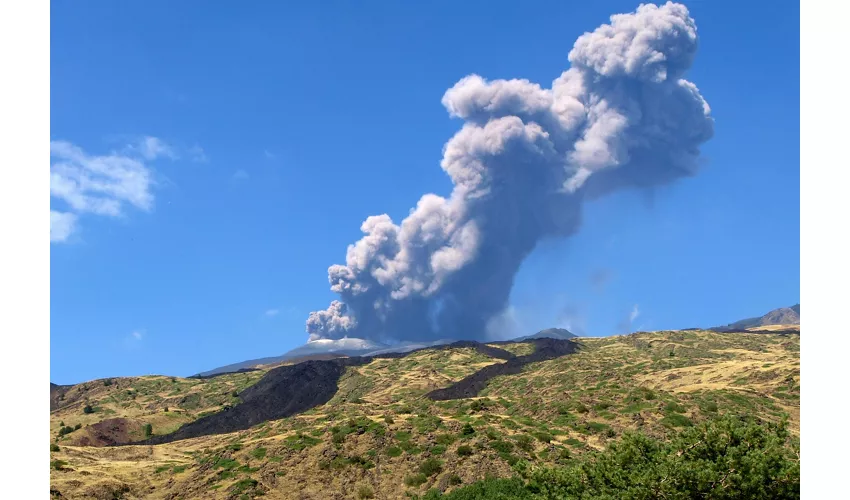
[425,478,531,499]
[436,433,457,445]
[448,474,463,485]
[490,440,514,453]
[103,379,113,386]
[50,443,60,452]
[143,423,153,438]
[251,447,267,459]
[533,431,553,443]
[469,399,488,412]
[384,415,395,425]
[456,445,473,457]
[664,401,687,414]
[58,426,74,437]
[461,423,475,436]
[74,423,82,430]
[431,445,447,455]
[357,484,375,499]
[419,458,443,477]
[386,446,403,457]
[229,478,258,495]
[660,414,693,428]
[405,473,428,487]
[426,415,800,500]
[163,407,169,413]
[83,405,94,414]
[50,459,68,471]
[514,434,533,452]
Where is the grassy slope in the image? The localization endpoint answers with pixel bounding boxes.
[49,330,799,500]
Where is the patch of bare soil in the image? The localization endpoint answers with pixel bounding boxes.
[71,418,144,447]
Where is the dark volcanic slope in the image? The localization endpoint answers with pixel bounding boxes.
[142,358,367,445]
[426,338,578,400]
[50,383,73,412]
[428,340,516,361]
[135,339,570,445]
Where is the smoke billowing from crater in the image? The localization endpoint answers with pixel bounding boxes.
[307,2,713,342]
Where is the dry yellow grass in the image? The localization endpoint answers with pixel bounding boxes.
[50,329,800,499]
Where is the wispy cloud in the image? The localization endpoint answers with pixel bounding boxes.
[131,136,178,161]
[122,329,146,349]
[50,211,77,243]
[189,145,208,163]
[50,137,186,243]
[630,304,640,323]
[263,149,276,160]
[617,304,641,334]
[265,309,280,317]
[232,169,249,181]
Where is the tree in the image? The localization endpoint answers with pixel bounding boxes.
[426,415,800,500]
[143,423,153,438]
[83,405,94,414]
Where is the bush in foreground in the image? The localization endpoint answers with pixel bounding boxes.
[419,415,799,499]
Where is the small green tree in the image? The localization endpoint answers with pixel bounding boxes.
[419,458,443,477]
[83,405,94,414]
[457,445,474,457]
[143,423,153,438]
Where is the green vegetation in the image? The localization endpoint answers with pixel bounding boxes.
[284,433,321,451]
[419,458,443,477]
[49,329,800,499]
[82,405,94,414]
[406,473,428,487]
[457,445,474,457]
[143,423,153,437]
[416,416,799,499]
[50,443,60,452]
[357,484,375,499]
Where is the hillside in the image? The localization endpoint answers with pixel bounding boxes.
[49,329,799,499]
[714,304,801,331]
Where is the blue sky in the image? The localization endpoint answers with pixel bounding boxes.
[50,0,799,384]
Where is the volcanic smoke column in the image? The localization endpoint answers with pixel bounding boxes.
[307,2,714,343]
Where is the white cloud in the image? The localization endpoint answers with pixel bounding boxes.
[629,304,640,323]
[189,145,208,163]
[265,309,280,317]
[50,210,77,242]
[136,136,177,160]
[50,137,180,243]
[131,330,143,340]
[232,169,249,181]
[618,304,642,334]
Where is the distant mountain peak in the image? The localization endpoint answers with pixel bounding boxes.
[513,327,577,342]
[714,304,800,332]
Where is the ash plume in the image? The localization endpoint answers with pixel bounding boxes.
[307,2,713,343]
